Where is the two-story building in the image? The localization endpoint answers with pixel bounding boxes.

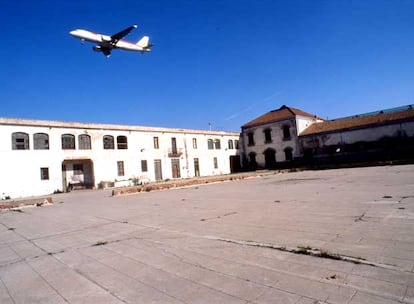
[241,105,321,169]
[0,118,240,198]
[241,104,414,169]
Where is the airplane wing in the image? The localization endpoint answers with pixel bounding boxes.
[110,25,137,43]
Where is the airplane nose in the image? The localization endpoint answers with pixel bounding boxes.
[69,30,79,36]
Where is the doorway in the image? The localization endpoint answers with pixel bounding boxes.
[171,158,181,178]
[264,148,277,169]
[154,159,163,181]
[194,158,200,177]
[62,159,94,192]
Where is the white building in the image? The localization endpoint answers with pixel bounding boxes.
[0,118,241,198]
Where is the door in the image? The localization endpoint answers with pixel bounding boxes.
[264,148,277,169]
[194,158,200,177]
[230,155,241,173]
[154,159,163,181]
[171,158,181,178]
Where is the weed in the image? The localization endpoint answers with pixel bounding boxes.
[294,246,313,255]
[10,209,24,213]
[93,241,108,246]
[318,250,341,260]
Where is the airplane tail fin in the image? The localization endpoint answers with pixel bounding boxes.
[136,36,152,51]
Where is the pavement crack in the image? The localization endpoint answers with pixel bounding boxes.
[206,237,387,268]
[354,212,366,222]
[200,211,238,222]
[0,275,16,304]
[25,260,69,303]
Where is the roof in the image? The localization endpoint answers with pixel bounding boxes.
[300,105,414,136]
[0,117,240,136]
[242,105,319,129]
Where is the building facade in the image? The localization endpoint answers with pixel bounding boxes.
[241,105,321,169]
[240,104,414,169]
[300,105,414,161]
[0,118,240,198]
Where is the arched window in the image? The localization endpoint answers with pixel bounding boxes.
[117,136,128,149]
[61,134,75,150]
[228,139,234,149]
[247,132,255,146]
[214,139,221,149]
[207,139,214,150]
[103,135,114,149]
[12,132,29,150]
[284,147,293,161]
[78,134,91,150]
[34,133,49,150]
[282,125,291,140]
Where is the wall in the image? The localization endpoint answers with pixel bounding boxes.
[0,119,240,198]
[241,118,300,168]
[300,120,414,158]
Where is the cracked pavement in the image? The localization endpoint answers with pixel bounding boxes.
[1,165,414,303]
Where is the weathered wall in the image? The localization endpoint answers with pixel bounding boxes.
[0,119,240,198]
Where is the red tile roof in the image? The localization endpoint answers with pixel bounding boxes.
[242,105,319,129]
[300,106,414,136]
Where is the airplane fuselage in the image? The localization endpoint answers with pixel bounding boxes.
[70,29,148,53]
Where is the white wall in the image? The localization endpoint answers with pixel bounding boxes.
[0,119,240,198]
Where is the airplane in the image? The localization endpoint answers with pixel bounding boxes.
[69,25,152,57]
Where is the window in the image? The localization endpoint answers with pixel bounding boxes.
[207,139,214,150]
[192,138,197,149]
[171,137,177,154]
[141,160,148,172]
[117,161,125,176]
[12,132,29,150]
[62,134,75,150]
[264,129,272,143]
[103,135,114,149]
[213,157,218,169]
[73,164,83,175]
[78,134,91,150]
[235,140,239,149]
[247,132,255,146]
[40,167,49,180]
[284,147,293,161]
[117,136,128,149]
[228,139,234,149]
[34,133,49,150]
[283,125,291,140]
[214,139,221,150]
[153,137,159,149]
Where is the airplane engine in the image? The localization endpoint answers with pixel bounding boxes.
[101,35,112,42]
[92,46,102,52]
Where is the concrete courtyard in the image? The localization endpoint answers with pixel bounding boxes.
[0,165,413,303]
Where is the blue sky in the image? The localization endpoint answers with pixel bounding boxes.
[1,0,413,131]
